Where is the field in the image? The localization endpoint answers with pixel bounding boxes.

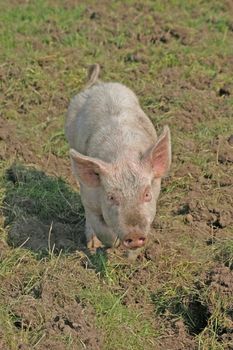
[0,1,233,349]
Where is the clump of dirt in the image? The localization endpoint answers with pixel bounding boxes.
[136,19,192,46]
[205,264,233,296]
[156,319,196,350]
[174,168,233,242]
[10,297,102,350]
[0,260,103,350]
[174,163,201,179]
[185,200,233,230]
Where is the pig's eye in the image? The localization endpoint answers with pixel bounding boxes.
[107,193,119,206]
[143,188,152,202]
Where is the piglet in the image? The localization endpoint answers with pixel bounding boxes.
[65,64,171,259]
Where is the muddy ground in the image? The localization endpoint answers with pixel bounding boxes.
[0,1,233,349]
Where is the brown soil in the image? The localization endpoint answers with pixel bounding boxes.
[2,262,103,350]
[8,217,84,252]
[12,297,102,350]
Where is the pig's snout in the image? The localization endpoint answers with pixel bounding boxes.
[123,231,147,250]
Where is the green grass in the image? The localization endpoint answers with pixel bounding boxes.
[81,287,156,350]
[214,239,233,269]
[3,163,83,224]
[0,1,86,51]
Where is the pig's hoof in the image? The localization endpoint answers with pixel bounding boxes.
[87,235,103,251]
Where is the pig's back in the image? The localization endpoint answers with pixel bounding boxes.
[67,82,157,161]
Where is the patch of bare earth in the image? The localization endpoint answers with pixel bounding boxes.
[2,263,103,350]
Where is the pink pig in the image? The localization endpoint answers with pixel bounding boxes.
[65,64,171,258]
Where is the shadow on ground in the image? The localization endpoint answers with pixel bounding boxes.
[2,163,86,255]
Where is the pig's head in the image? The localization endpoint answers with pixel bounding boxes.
[70,126,171,250]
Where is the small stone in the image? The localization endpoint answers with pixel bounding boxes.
[186,214,193,223]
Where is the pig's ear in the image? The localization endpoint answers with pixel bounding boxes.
[144,126,171,178]
[70,149,109,187]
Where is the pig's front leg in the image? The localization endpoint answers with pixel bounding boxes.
[85,219,103,250]
[85,209,120,249]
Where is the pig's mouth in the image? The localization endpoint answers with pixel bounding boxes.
[98,214,146,250]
